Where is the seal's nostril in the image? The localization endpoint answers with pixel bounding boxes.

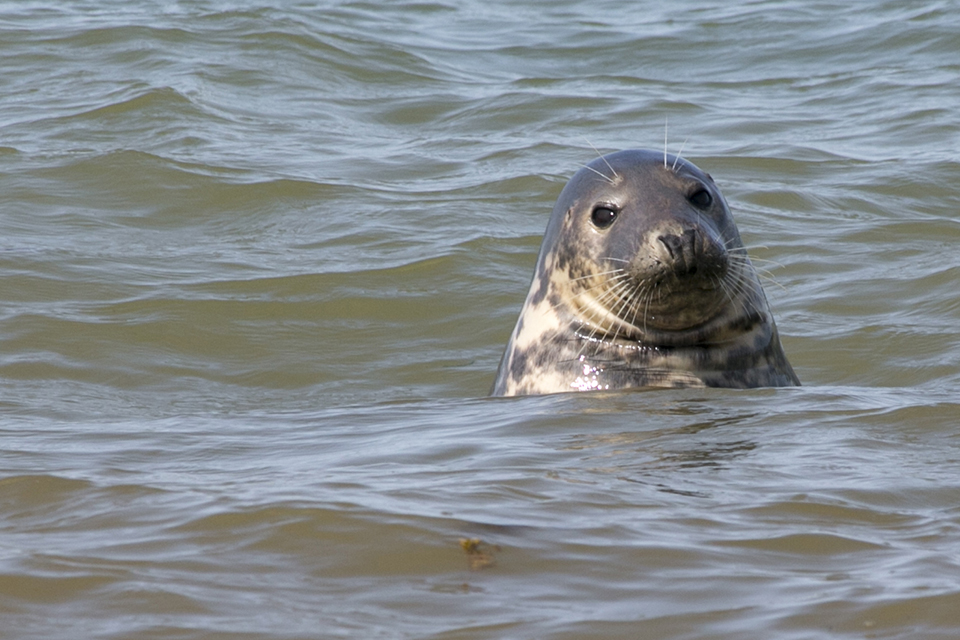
[658,231,702,275]
[658,234,682,260]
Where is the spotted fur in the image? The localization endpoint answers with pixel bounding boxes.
[492,149,799,396]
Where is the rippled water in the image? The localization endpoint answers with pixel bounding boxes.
[3,1,960,638]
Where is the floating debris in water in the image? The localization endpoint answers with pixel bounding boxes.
[459,537,498,570]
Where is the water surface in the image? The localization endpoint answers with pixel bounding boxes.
[2,1,960,638]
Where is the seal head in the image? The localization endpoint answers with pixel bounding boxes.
[492,149,800,396]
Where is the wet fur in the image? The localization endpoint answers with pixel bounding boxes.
[492,149,799,396]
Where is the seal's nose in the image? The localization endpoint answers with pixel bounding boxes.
[657,228,699,275]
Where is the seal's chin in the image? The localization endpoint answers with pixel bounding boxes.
[623,252,736,330]
[572,268,736,340]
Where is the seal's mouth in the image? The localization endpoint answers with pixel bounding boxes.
[570,256,741,342]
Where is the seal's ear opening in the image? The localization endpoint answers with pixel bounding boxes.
[590,204,619,229]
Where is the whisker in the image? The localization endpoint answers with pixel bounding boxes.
[568,268,627,283]
[725,270,764,317]
[752,270,787,291]
[714,276,737,318]
[624,278,651,338]
[671,136,690,171]
[573,273,645,355]
[727,244,786,265]
[663,115,669,168]
[643,286,653,335]
[573,279,632,307]
[575,280,628,354]
[750,264,780,279]
[578,163,616,185]
[729,255,785,269]
[724,251,787,289]
[718,275,751,320]
[608,277,641,344]
[583,138,619,180]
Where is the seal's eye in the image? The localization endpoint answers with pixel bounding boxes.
[689,189,713,209]
[590,205,619,229]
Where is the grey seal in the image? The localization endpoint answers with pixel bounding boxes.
[492,149,800,396]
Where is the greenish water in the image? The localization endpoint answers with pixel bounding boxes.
[2,1,960,638]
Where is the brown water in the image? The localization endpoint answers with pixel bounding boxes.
[2,1,960,638]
